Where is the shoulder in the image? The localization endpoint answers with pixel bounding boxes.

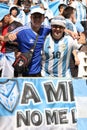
[66,20,74,31]
[11,21,23,27]
[13,24,31,33]
[44,33,53,44]
[41,24,51,30]
[63,34,75,42]
[17,26,32,35]
[41,24,51,35]
[64,34,79,47]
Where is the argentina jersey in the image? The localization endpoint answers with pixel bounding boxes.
[41,34,78,77]
[75,1,86,21]
[17,10,31,25]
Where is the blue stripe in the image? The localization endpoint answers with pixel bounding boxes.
[77,118,87,130]
[0,3,9,20]
[53,41,59,75]
[62,38,68,77]
[76,2,86,21]
[54,8,59,16]
[49,0,59,8]
[72,79,87,97]
[79,4,82,21]
[25,14,28,25]
[44,37,50,76]
[49,0,60,16]
[0,102,76,116]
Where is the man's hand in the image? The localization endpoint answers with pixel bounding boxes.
[0,35,4,41]
[15,52,21,58]
[74,55,80,66]
[0,33,17,42]
[70,31,79,40]
[78,32,86,44]
[72,50,80,66]
[8,33,17,41]
[65,29,79,39]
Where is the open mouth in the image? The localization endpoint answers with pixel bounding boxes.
[54,31,62,35]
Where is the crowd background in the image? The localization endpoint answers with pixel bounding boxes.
[0,0,87,78]
[0,0,86,28]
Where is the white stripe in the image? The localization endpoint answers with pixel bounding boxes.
[48,36,54,76]
[75,97,87,118]
[58,40,64,77]
[0,116,77,130]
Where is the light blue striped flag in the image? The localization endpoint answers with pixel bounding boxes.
[0,3,9,21]
[0,78,86,130]
[72,79,87,130]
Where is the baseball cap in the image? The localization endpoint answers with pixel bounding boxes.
[51,16,66,28]
[30,7,45,15]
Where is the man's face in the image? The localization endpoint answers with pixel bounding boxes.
[31,13,44,30]
[11,9,18,17]
[51,25,65,40]
[71,10,76,23]
[23,0,31,13]
[59,6,66,15]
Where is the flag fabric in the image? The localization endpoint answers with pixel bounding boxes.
[0,3,9,21]
[72,79,87,130]
[0,78,87,130]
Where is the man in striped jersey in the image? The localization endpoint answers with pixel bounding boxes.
[62,6,83,77]
[41,15,80,77]
[68,0,86,22]
[17,0,31,25]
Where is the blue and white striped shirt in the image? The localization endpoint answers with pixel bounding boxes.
[41,34,79,77]
[75,1,86,21]
[17,10,31,25]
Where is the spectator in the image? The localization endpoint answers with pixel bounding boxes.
[17,0,31,25]
[13,0,21,6]
[0,13,23,77]
[40,3,53,26]
[41,16,80,77]
[68,0,86,22]
[0,14,22,53]
[62,6,81,77]
[9,6,20,22]
[1,7,50,77]
[8,0,22,6]
[58,3,67,15]
[57,3,80,40]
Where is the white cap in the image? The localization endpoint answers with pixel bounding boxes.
[30,7,45,15]
[51,16,66,28]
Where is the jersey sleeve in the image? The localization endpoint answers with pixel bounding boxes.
[72,39,81,50]
[10,25,29,33]
[66,22,74,31]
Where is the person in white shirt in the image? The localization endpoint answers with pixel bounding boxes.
[41,15,80,77]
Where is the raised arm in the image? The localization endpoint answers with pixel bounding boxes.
[0,33,17,42]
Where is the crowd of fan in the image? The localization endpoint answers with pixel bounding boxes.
[0,0,87,78]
